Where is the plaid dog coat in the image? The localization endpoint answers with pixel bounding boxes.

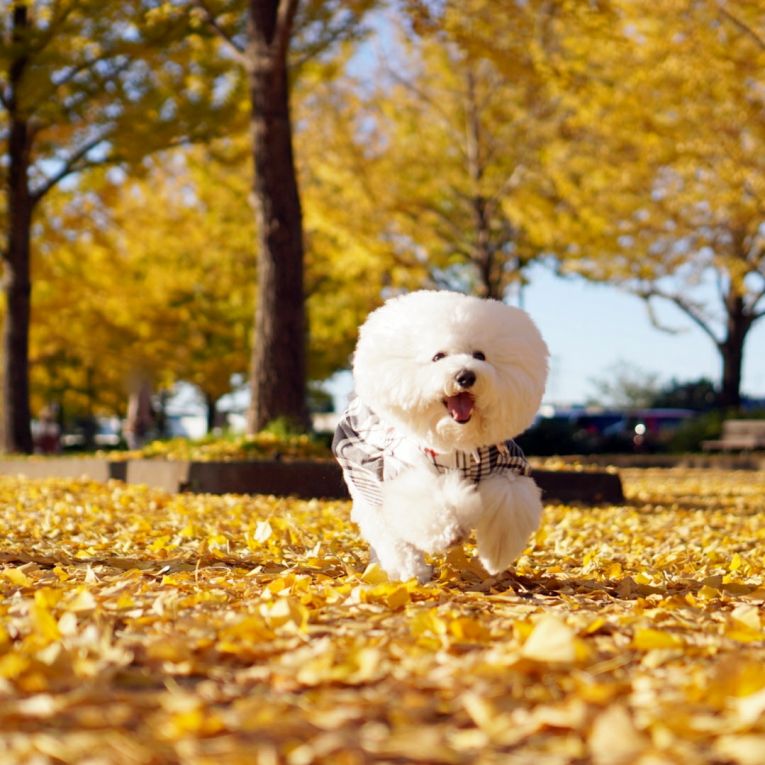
[332,397,531,509]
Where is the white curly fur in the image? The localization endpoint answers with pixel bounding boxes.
[349,290,549,582]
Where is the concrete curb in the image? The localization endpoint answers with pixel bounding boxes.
[0,458,624,505]
[0,458,126,482]
[549,453,765,471]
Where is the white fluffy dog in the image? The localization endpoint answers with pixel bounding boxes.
[333,290,549,583]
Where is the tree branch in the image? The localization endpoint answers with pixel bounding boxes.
[719,6,765,50]
[193,0,249,67]
[397,196,469,245]
[0,79,9,111]
[274,0,300,63]
[27,1,76,56]
[30,129,114,204]
[383,64,467,150]
[635,285,722,347]
[748,281,765,313]
[291,16,356,72]
[51,52,123,91]
[642,295,685,335]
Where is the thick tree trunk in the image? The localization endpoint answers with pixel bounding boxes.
[205,392,218,434]
[245,0,309,434]
[718,291,750,410]
[2,237,33,454]
[465,71,492,299]
[124,378,154,450]
[719,341,743,410]
[1,3,34,454]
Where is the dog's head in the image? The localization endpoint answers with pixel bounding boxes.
[353,290,549,453]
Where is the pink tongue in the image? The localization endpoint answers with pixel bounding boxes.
[445,393,474,423]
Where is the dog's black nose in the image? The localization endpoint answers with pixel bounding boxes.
[455,369,476,389]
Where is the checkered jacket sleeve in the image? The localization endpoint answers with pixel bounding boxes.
[332,398,385,508]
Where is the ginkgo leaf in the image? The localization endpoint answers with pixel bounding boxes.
[31,599,61,643]
[66,589,97,614]
[2,568,32,588]
[631,628,684,651]
[0,466,763,763]
[588,705,649,765]
[521,616,578,663]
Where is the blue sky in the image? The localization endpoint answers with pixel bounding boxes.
[522,265,765,405]
[324,273,764,411]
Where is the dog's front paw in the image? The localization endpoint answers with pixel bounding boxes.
[374,541,433,584]
[438,521,469,549]
[440,471,483,532]
[475,474,543,575]
[394,558,433,585]
[381,469,483,556]
[383,557,433,584]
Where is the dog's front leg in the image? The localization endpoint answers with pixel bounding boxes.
[474,473,543,575]
[351,499,433,583]
[381,468,483,555]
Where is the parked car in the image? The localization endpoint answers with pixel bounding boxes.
[520,407,698,454]
[600,409,697,451]
[61,417,124,451]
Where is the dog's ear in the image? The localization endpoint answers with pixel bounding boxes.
[352,295,427,416]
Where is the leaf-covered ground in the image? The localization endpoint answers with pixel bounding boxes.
[1,468,764,765]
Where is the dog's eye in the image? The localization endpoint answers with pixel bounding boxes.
[432,352,447,362]
[472,351,486,361]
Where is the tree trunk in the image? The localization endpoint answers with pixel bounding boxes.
[465,70,495,299]
[124,377,154,450]
[1,3,34,454]
[245,0,309,434]
[718,291,750,410]
[205,392,218,434]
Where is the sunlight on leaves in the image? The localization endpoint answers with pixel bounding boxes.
[0,467,763,762]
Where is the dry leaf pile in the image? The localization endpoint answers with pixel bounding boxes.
[1,468,764,764]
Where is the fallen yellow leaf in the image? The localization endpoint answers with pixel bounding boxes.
[521,616,577,663]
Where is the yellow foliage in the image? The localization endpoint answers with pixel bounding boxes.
[0,467,763,761]
[31,145,256,417]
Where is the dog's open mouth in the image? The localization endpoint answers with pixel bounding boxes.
[444,392,475,424]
